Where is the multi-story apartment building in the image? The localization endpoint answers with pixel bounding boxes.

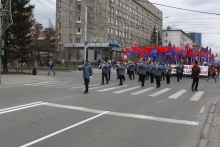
[56,0,162,62]
[162,26,193,48]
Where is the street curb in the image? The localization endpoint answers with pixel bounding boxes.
[202,124,211,139]
[206,113,214,124]
[198,98,220,147]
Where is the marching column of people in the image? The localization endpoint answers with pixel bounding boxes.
[78,58,218,94]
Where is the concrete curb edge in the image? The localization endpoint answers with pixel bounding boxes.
[198,98,220,147]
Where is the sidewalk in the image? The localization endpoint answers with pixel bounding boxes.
[207,100,220,147]
[0,74,52,86]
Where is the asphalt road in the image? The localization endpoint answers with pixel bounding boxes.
[0,70,219,147]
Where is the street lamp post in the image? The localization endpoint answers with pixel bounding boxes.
[156,16,169,46]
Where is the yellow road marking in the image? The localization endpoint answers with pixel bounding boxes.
[199,106,206,114]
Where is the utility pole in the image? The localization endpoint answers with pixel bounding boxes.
[84,1,88,61]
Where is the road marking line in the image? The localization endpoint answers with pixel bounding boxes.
[0,102,48,115]
[190,91,204,101]
[33,81,72,87]
[57,84,83,88]
[199,106,206,113]
[69,83,100,89]
[130,87,155,95]
[97,85,128,92]
[45,83,73,87]
[43,103,199,126]
[114,86,141,93]
[44,103,105,114]
[24,81,59,85]
[168,89,187,99]
[0,101,44,112]
[149,88,171,97]
[20,111,109,147]
[88,84,115,90]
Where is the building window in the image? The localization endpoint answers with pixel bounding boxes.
[76,28,81,34]
[69,27,72,34]
[111,29,114,34]
[115,30,118,36]
[166,33,168,37]
[108,28,110,34]
[57,44,61,51]
[58,22,61,29]
[77,5,81,12]
[116,19,118,25]
[77,16,81,23]
[116,0,119,5]
[58,11,61,18]
[76,38,80,43]
[58,1,61,7]
[165,40,167,43]
[69,16,72,22]
[116,9,118,15]
[58,33,61,40]
[108,17,110,23]
[111,18,114,24]
[70,6,72,11]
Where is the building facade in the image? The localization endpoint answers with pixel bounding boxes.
[162,26,193,48]
[56,0,162,61]
[187,32,202,46]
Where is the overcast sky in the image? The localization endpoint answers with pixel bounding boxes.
[30,0,220,52]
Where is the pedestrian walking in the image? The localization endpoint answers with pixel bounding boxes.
[78,60,93,94]
[138,59,147,87]
[145,61,150,80]
[165,62,172,84]
[149,62,156,83]
[191,61,201,91]
[100,60,109,85]
[207,65,217,82]
[118,62,126,86]
[47,60,55,75]
[175,62,183,82]
[160,62,165,81]
[154,62,163,88]
[108,60,112,80]
[128,62,135,80]
[32,61,38,75]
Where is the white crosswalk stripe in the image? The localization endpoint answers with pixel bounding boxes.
[149,88,171,97]
[131,87,155,95]
[33,81,72,86]
[69,84,100,89]
[114,86,141,94]
[168,89,187,99]
[24,81,61,86]
[87,84,115,90]
[189,91,204,101]
[45,82,73,87]
[98,85,128,92]
[57,84,83,88]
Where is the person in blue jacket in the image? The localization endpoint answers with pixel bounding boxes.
[100,60,109,85]
[78,60,93,94]
[138,59,147,87]
[128,62,135,80]
[118,62,126,86]
[164,62,172,84]
[154,61,163,88]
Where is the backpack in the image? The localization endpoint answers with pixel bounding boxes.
[49,61,53,67]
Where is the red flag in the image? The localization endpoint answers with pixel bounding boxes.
[140,52,146,58]
[215,53,218,57]
[125,48,132,55]
[187,48,192,57]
